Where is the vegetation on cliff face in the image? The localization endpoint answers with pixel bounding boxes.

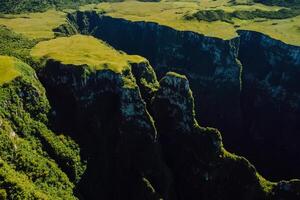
[0,0,299,199]
[0,56,21,85]
[0,27,37,67]
[150,72,299,199]
[0,56,86,199]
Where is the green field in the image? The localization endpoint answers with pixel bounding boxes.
[31,34,146,73]
[0,10,66,39]
[81,0,300,45]
[0,56,21,85]
[0,1,298,45]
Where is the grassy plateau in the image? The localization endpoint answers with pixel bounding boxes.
[31,34,146,73]
[0,0,298,45]
[0,10,67,39]
[80,0,300,46]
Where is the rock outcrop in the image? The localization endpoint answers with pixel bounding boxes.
[37,57,173,200]
[34,37,300,199]
[63,10,300,181]
[1,30,300,199]
[152,72,266,200]
[238,30,300,180]
[67,11,243,147]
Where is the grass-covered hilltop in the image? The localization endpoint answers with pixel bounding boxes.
[0,0,300,199]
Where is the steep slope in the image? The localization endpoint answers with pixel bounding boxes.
[64,10,300,180]
[0,56,85,199]
[238,30,300,179]
[151,72,300,200]
[31,35,172,199]
[67,11,243,148]
[0,26,37,66]
[29,34,300,199]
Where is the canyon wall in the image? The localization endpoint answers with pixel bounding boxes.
[238,30,300,180]
[67,11,243,150]
[65,11,300,181]
[38,56,300,199]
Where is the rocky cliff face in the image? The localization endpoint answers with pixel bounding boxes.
[38,59,173,200]
[64,10,300,181]
[238,30,300,180]
[1,39,299,199]
[37,55,300,199]
[67,11,243,149]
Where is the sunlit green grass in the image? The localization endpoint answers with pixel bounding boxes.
[0,56,21,85]
[0,10,66,39]
[0,0,298,45]
[31,34,146,73]
[82,0,300,45]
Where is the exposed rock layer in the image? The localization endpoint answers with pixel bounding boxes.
[38,55,300,199]
[65,10,300,180]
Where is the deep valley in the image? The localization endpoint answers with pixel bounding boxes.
[0,0,300,199]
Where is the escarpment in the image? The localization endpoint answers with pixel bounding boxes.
[0,28,298,198]
[238,30,300,180]
[62,10,300,181]
[27,34,299,199]
[40,60,177,200]
[66,10,243,151]
[151,72,273,200]
[31,35,174,199]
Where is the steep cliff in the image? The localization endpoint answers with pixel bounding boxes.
[151,72,300,200]
[64,10,300,181]
[67,11,243,151]
[31,35,173,199]
[28,34,300,199]
[238,30,300,180]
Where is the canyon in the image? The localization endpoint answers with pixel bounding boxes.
[1,5,300,199]
[63,11,300,181]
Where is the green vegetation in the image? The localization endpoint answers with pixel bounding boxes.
[0,26,37,66]
[31,34,146,73]
[0,1,299,199]
[253,0,300,7]
[0,0,122,14]
[0,56,21,85]
[89,1,300,45]
[0,56,85,199]
[165,71,187,80]
[0,0,299,45]
[0,10,67,39]
[184,8,300,23]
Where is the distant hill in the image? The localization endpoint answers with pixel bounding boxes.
[0,0,121,14]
